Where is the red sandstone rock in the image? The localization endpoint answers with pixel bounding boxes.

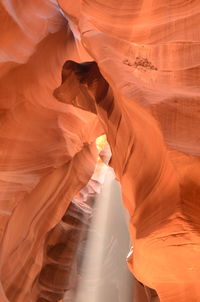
[0,1,200,302]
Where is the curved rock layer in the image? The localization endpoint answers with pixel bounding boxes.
[0,1,200,302]
[36,200,91,302]
[35,155,108,302]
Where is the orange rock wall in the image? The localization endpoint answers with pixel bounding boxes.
[0,1,200,301]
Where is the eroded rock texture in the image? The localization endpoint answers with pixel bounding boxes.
[0,1,200,302]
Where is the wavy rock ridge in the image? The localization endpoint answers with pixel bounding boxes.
[0,1,200,301]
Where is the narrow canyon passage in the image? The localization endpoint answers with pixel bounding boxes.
[0,1,200,301]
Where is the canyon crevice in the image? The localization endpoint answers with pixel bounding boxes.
[0,1,200,301]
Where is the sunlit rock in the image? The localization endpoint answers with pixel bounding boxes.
[0,1,200,301]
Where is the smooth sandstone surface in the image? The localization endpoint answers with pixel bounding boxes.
[0,1,200,301]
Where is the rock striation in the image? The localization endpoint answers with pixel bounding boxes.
[0,1,200,302]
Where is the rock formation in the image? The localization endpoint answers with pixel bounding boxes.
[0,1,200,301]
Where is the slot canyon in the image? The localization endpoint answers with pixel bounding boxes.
[0,1,200,301]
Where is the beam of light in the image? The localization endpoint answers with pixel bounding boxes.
[74,166,134,302]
